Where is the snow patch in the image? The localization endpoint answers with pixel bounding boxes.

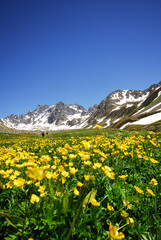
[97,116,106,123]
[106,119,111,127]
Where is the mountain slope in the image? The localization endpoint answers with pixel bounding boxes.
[87,81,161,129]
[1,102,94,131]
[1,81,161,131]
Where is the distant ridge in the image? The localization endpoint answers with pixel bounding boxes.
[1,81,161,131]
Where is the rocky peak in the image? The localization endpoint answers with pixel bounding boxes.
[88,104,98,113]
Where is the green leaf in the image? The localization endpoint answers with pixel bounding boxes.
[49,178,55,195]
[63,191,69,214]
[4,214,23,229]
[5,216,17,229]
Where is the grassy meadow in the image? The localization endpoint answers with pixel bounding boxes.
[0,129,161,240]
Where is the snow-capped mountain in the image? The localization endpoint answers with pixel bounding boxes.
[1,102,96,131]
[1,81,161,132]
[87,81,161,130]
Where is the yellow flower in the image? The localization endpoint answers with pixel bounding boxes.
[121,211,129,218]
[38,185,46,197]
[123,200,132,209]
[69,162,74,166]
[84,160,92,166]
[126,217,134,227]
[28,238,34,240]
[109,223,125,239]
[69,167,78,175]
[146,187,155,196]
[45,171,53,179]
[26,167,45,181]
[84,174,94,182]
[61,178,66,184]
[134,186,144,194]
[143,156,149,161]
[92,162,102,169]
[56,192,61,196]
[105,171,115,180]
[107,203,114,211]
[30,194,40,204]
[90,198,100,206]
[150,158,159,164]
[81,140,91,149]
[73,187,79,196]
[119,175,128,181]
[149,178,158,186]
[26,180,32,185]
[96,124,103,129]
[61,171,69,178]
[6,181,14,189]
[14,178,25,188]
[77,181,83,187]
[69,154,77,159]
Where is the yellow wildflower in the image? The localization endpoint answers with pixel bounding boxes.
[61,178,66,184]
[143,156,149,161]
[90,198,100,206]
[121,211,129,218]
[26,167,45,181]
[109,223,125,239]
[119,175,128,181]
[126,217,134,227]
[149,178,158,186]
[84,160,92,166]
[77,181,83,187]
[69,167,78,175]
[92,162,102,169]
[45,171,53,179]
[69,154,77,159]
[107,203,114,211]
[96,124,103,129]
[61,171,69,178]
[105,171,115,180]
[6,181,14,189]
[73,187,79,196]
[56,192,61,196]
[26,180,32,185]
[68,162,74,166]
[38,185,46,195]
[14,178,25,188]
[81,140,91,149]
[123,200,132,209]
[51,165,57,170]
[150,158,159,164]
[30,194,40,204]
[134,186,144,194]
[84,175,90,181]
[146,187,155,196]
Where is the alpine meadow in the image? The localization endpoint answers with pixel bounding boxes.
[0,129,160,239]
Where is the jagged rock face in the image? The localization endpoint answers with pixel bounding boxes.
[87,81,161,128]
[1,102,90,131]
[88,104,98,113]
[1,81,161,131]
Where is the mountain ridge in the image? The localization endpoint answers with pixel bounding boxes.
[1,81,161,131]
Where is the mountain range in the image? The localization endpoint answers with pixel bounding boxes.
[1,81,161,132]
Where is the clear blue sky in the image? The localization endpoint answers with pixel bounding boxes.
[0,0,161,118]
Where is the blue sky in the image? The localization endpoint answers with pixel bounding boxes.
[0,0,161,118]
